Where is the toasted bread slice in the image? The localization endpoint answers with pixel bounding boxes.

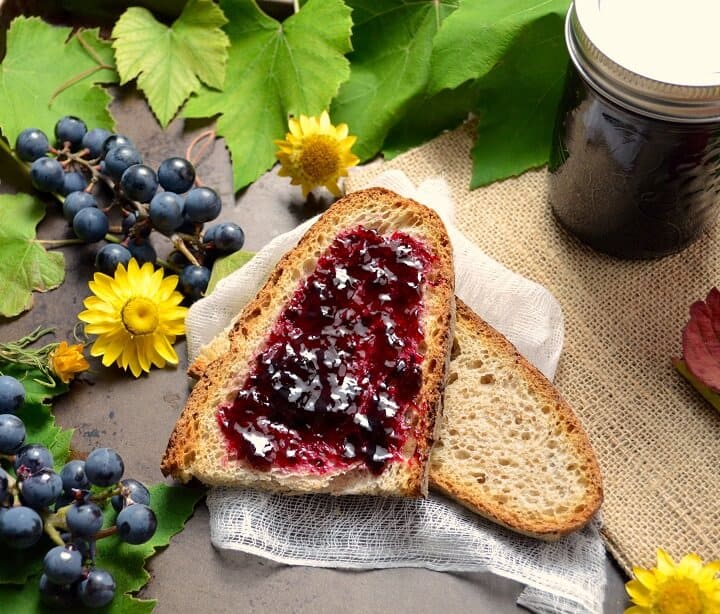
[161,188,455,497]
[429,300,603,539]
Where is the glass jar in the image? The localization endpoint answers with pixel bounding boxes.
[549,0,720,259]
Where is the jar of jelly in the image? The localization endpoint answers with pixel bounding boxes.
[549,0,720,259]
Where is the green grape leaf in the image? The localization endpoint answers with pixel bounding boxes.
[183,0,352,191]
[0,193,65,317]
[331,0,459,161]
[427,0,569,95]
[112,0,230,127]
[0,17,117,148]
[468,12,568,187]
[206,250,255,294]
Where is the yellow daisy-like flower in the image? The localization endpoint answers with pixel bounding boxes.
[625,548,720,614]
[49,341,89,384]
[274,110,359,197]
[78,259,188,378]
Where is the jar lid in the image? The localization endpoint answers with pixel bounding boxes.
[568,0,720,121]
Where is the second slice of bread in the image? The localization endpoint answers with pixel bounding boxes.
[429,300,603,539]
[161,188,455,497]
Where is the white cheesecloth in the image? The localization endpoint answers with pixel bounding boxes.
[185,171,607,614]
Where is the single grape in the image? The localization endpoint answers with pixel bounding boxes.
[73,207,109,243]
[0,467,9,503]
[0,375,25,413]
[30,156,65,193]
[84,447,124,487]
[15,128,49,162]
[213,222,245,253]
[14,443,53,475]
[104,145,142,181]
[180,265,211,300]
[175,217,198,235]
[102,134,134,156]
[120,164,158,203]
[149,191,184,234]
[127,239,157,265]
[166,249,191,270]
[0,413,26,454]
[121,211,137,235]
[78,569,116,608]
[39,573,77,608]
[94,244,132,275]
[66,501,103,537]
[81,128,112,158]
[20,468,63,509]
[60,459,90,493]
[43,544,83,585]
[158,157,196,193]
[116,503,157,544]
[111,478,151,512]
[0,505,43,548]
[55,116,87,149]
[184,187,222,223]
[201,224,218,246]
[59,171,89,196]
[63,191,97,222]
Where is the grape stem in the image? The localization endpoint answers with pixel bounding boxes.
[43,510,69,547]
[94,526,118,540]
[171,234,201,266]
[185,129,216,186]
[36,238,87,247]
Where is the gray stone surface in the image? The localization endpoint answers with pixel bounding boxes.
[0,94,629,613]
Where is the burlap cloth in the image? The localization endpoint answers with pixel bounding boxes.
[346,121,720,576]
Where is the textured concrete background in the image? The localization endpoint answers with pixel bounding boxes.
[0,90,628,613]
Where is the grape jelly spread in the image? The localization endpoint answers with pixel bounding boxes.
[216,226,435,475]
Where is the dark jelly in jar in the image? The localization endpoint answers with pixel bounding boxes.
[549,1,720,259]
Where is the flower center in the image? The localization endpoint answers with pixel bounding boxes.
[298,135,340,182]
[121,297,160,336]
[657,578,703,614]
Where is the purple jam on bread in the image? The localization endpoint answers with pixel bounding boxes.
[216,226,435,475]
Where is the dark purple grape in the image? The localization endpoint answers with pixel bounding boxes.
[158,157,196,193]
[66,501,103,537]
[127,239,157,265]
[120,164,158,203]
[0,467,9,503]
[121,211,137,235]
[102,134,134,156]
[0,375,25,414]
[55,116,87,149]
[60,459,89,493]
[184,187,221,223]
[77,569,116,608]
[30,156,65,192]
[43,544,83,584]
[84,447,124,487]
[0,413,26,454]
[59,171,88,196]
[39,573,77,608]
[20,469,63,509]
[180,265,210,300]
[149,191,184,234]
[0,505,43,548]
[116,503,157,544]
[15,128,49,162]
[14,443,53,475]
[104,145,142,181]
[111,478,151,512]
[81,128,112,158]
[63,191,97,222]
[95,243,132,275]
[213,222,245,253]
[73,207,109,243]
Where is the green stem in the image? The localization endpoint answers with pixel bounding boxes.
[36,238,86,247]
[43,508,69,547]
[49,64,113,105]
[74,31,109,68]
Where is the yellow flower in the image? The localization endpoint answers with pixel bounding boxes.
[274,110,359,197]
[78,259,188,378]
[625,548,720,614]
[49,341,89,384]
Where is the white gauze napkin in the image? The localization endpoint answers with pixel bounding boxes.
[185,171,607,614]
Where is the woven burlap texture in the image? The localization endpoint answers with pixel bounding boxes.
[347,122,720,575]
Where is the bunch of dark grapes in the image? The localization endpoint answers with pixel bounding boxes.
[0,375,156,608]
[15,116,246,301]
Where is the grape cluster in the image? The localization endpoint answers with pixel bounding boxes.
[16,116,246,301]
[0,375,156,608]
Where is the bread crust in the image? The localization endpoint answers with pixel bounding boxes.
[161,188,455,497]
[429,300,603,539]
